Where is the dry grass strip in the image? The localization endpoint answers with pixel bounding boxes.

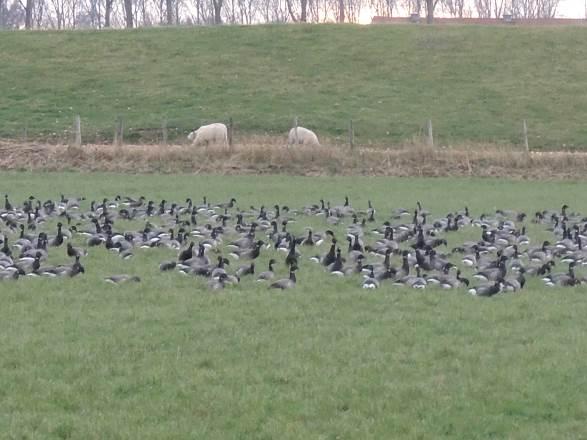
[1,138,585,179]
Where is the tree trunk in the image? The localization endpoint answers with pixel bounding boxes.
[285,0,297,22]
[212,0,222,23]
[300,0,307,21]
[337,0,344,22]
[166,0,172,24]
[425,0,435,23]
[104,0,112,27]
[25,0,33,28]
[124,0,133,27]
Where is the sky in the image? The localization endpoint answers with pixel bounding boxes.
[362,0,585,22]
[558,0,585,17]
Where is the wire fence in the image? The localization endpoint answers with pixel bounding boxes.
[0,113,584,151]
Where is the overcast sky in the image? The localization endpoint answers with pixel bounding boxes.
[363,0,586,21]
[558,0,585,17]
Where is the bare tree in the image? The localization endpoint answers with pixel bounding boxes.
[212,0,222,22]
[512,0,559,18]
[22,0,33,28]
[424,0,439,22]
[104,0,113,25]
[260,0,288,22]
[474,0,506,17]
[285,0,307,21]
[236,0,256,24]
[124,0,132,26]
[4,0,24,26]
[165,0,172,23]
[442,0,465,16]
[369,0,396,17]
[402,0,421,14]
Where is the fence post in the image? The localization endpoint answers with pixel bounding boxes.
[228,116,233,151]
[292,116,299,147]
[523,119,529,153]
[162,118,168,145]
[427,119,433,147]
[73,115,81,147]
[349,119,354,150]
[114,116,124,146]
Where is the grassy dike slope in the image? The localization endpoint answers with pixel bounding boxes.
[1,24,587,148]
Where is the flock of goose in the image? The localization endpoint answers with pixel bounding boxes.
[0,193,585,295]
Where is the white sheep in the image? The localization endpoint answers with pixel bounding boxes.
[287,126,320,147]
[187,123,229,148]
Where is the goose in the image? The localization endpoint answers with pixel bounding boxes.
[159,260,177,271]
[182,244,210,267]
[214,198,237,210]
[4,194,13,211]
[474,256,507,282]
[525,260,555,276]
[236,262,255,278]
[395,265,427,289]
[34,256,85,278]
[503,268,526,292]
[309,238,336,265]
[269,265,297,290]
[66,243,88,258]
[370,227,400,253]
[178,242,195,262]
[58,256,85,277]
[17,224,36,243]
[328,249,345,276]
[227,224,257,249]
[437,269,470,289]
[229,240,264,260]
[0,267,19,280]
[208,273,230,290]
[362,267,380,289]
[370,248,394,275]
[299,229,316,246]
[257,259,277,281]
[543,262,578,287]
[527,241,553,263]
[468,280,503,297]
[284,240,298,267]
[16,251,42,274]
[104,274,141,284]
[332,196,354,217]
[210,256,230,279]
[461,246,480,267]
[1,235,12,257]
[396,250,411,278]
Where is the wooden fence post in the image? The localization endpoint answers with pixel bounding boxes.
[73,115,81,146]
[292,116,299,147]
[162,118,168,145]
[228,116,233,151]
[523,119,529,153]
[349,119,354,150]
[427,119,433,147]
[114,116,124,146]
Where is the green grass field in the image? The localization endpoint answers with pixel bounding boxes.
[1,172,587,439]
[2,25,587,148]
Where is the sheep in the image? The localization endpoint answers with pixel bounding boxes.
[187,123,229,148]
[287,126,320,147]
